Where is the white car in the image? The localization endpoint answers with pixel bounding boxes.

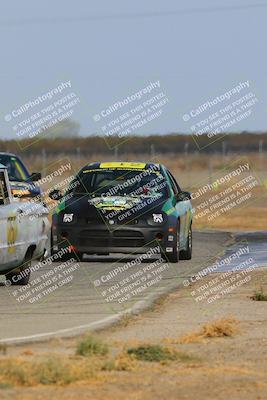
[0,163,50,285]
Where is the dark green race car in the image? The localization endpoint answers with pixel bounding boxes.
[50,162,193,263]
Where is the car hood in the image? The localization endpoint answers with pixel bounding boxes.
[55,194,166,223]
[88,195,142,210]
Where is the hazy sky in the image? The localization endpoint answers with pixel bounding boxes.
[0,0,266,138]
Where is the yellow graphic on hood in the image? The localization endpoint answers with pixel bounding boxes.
[99,162,146,169]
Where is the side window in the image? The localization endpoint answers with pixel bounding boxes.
[0,171,10,205]
[166,171,180,195]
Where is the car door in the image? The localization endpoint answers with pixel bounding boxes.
[0,169,22,270]
[166,171,190,249]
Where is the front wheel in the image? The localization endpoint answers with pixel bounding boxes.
[179,224,192,260]
[5,252,32,286]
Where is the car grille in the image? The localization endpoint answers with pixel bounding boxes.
[78,229,145,247]
[113,230,143,238]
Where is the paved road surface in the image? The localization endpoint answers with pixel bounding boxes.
[214,231,267,272]
[2,230,258,343]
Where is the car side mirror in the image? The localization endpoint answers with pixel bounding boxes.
[49,189,63,201]
[176,191,191,202]
[30,172,42,181]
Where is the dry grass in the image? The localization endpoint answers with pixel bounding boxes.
[164,317,239,345]
[199,317,239,337]
[101,353,137,372]
[0,338,197,387]
[0,334,109,387]
[0,355,96,386]
[0,352,135,387]
[76,334,109,357]
[193,203,267,231]
[19,350,34,357]
[0,352,137,387]
[0,345,7,356]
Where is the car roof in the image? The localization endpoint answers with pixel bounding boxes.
[0,152,17,157]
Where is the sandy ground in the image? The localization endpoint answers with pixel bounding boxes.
[0,268,266,400]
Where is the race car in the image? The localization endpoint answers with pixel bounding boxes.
[0,163,50,285]
[50,162,193,263]
[0,152,42,200]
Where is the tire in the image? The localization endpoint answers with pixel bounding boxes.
[179,224,192,260]
[5,251,32,285]
[161,222,180,263]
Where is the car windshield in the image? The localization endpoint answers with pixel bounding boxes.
[0,155,30,182]
[68,168,168,198]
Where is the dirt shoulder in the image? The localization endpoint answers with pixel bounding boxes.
[0,268,266,400]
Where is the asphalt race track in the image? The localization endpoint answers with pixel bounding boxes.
[0,230,265,344]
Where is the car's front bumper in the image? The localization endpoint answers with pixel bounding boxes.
[52,223,175,255]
